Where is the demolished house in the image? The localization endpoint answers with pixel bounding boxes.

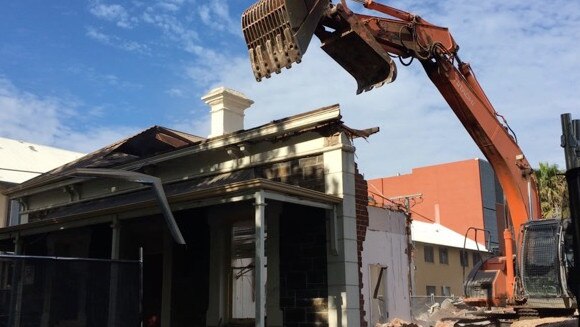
[0,87,411,327]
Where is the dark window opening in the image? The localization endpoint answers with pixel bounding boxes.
[426,285,436,296]
[460,250,469,267]
[439,247,448,265]
[424,246,434,263]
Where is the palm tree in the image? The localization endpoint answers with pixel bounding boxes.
[535,162,569,218]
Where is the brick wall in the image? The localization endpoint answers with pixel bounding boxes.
[355,165,369,327]
[279,204,328,327]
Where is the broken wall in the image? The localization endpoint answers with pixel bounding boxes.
[360,206,412,324]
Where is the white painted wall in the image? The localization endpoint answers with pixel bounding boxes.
[361,207,411,324]
[324,133,361,327]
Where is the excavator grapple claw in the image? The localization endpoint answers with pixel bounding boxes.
[242,0,397,94]
[242,0,330,81]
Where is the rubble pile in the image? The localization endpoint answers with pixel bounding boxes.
[413,298,480,326]
[375,317,419,327]
[381,298,579,327]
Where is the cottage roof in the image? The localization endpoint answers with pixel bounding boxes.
[8,126,204,193]
[7,104,375,196]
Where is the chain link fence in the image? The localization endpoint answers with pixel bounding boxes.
[0,254,142,327]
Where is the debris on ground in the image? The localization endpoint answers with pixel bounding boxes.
[414,298,482,326]
[375,318,419,327]
[510,317,578,327]
[406,297,578,326]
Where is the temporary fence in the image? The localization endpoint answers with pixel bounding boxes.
[0,254,142,327]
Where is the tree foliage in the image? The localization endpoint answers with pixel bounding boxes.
[536,162,569,219]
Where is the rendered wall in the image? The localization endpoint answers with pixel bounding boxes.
[360,207,411,324]
[413,242,481,296]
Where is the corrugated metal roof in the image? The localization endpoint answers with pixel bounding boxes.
[411,220,488,251]
[0,137,84,184]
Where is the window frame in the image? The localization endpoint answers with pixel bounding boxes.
[8,200,21,226]
[438,247,449,265]
[460,250,469,267]
[426,285,436,296]
[424,245,434,263]
[441,286,452,297]
[472,252,482,266]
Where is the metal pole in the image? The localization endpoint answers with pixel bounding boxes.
[561,114,580,170]
[254,191,266,327]
[70,168,185,245]
[527,179,533,220]
[139,247,144,327]
[108,217,121,327]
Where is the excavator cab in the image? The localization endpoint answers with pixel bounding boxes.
[241,0,397,94]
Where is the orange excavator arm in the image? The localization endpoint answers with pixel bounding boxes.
[242,0,541,301]
[353,0,542,223]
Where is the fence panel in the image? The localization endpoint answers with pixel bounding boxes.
[0,255,141,327]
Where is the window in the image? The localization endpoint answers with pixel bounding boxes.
[424,246,434,263]
[8,200,21,226]
[473,252,482,266]
[426,285,436,296]
[460,250,469,267]
[231,222,258,320]
[439,247,448,264]
[441,286,452,297]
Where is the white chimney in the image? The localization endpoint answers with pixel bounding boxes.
[201,87,254,138]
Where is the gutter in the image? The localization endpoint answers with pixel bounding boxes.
[70,168,185,245]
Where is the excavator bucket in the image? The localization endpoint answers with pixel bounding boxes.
[241,0,397,94]
[320,18,397,94]
[242,0,330,81]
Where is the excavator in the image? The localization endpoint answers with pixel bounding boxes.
[241,0,578,317]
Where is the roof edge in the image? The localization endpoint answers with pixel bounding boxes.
[5,105,342,196]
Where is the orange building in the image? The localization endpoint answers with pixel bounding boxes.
[368,158,506,253]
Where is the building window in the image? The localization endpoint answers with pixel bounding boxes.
[231,222,258,320]
[441,286,452,297]
[473,252,482,266]
[8,200,21,226]
[438,247,448,264]
[460,250,469,267]
[424,246,434,263]
[426,285,436,296]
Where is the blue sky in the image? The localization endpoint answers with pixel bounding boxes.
[1,0,579,178]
